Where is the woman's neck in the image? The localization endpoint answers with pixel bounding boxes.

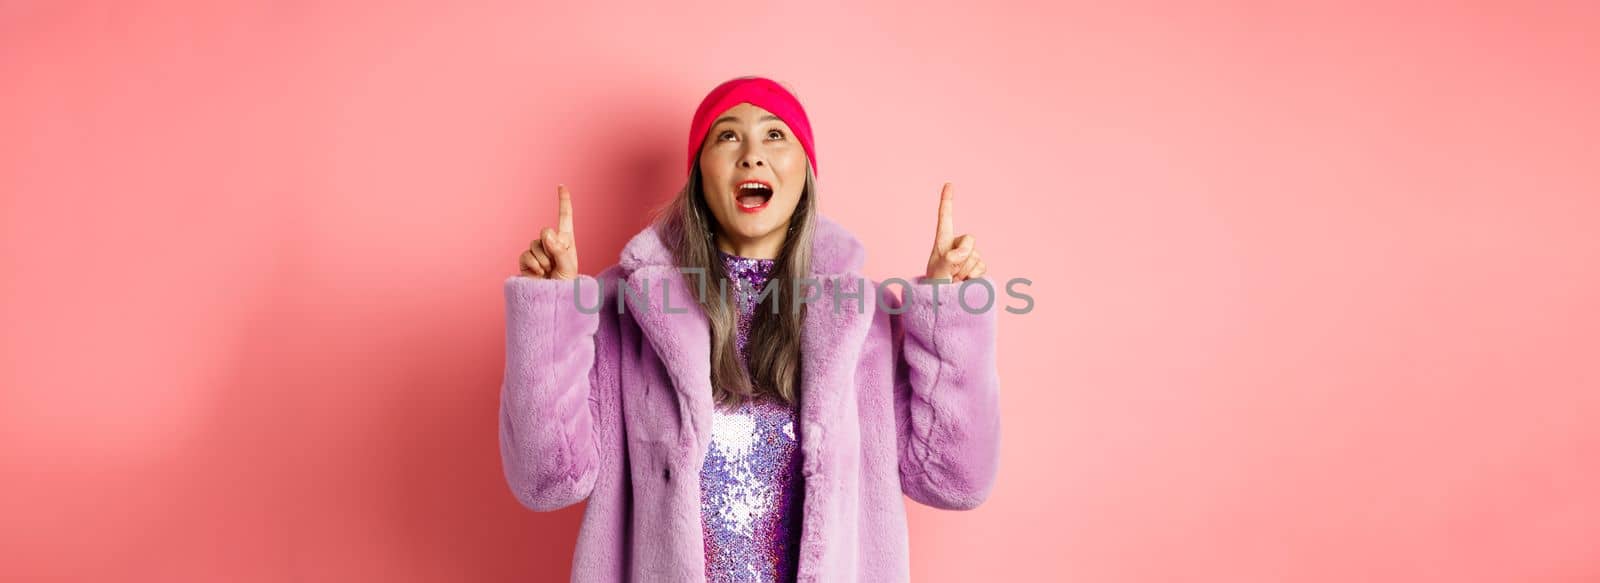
[714,228,787,260]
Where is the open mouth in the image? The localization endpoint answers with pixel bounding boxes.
[736,181,773,210]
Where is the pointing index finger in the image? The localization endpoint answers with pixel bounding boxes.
[935,182,955,247]
[557,184,574,234]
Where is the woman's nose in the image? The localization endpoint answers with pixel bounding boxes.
[740,157,765,168]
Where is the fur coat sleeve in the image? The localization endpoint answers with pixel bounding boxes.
[498,273,610,511]
[886,276,1003,510]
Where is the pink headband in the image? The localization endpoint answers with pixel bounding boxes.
[686,76,818,178]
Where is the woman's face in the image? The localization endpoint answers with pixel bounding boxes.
[698,103,808,252]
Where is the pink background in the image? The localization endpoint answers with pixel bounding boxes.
[3,1,1598,581]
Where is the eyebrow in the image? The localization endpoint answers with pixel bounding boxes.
[712,114,783,126]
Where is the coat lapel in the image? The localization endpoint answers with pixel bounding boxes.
[622,262,715,463]
[794,271,875,580]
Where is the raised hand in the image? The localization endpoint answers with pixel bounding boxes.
[924,182,986,282]
[519,184,580,280]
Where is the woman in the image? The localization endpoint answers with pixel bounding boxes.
[502,76,1000,582]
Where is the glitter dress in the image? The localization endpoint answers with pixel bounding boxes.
[700,248,805,582]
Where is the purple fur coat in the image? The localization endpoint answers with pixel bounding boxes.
[498,213,1001,581]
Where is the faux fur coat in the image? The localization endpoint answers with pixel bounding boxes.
[498,213,1001,581]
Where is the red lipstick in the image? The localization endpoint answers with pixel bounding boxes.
[734,179,773,214]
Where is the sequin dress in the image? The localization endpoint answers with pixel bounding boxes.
[700,249,805,582]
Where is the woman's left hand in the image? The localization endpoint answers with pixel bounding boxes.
[924,182,986,282]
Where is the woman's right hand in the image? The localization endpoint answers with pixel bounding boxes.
[519,184,580,280]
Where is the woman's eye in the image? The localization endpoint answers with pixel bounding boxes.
[718,129,784,141]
